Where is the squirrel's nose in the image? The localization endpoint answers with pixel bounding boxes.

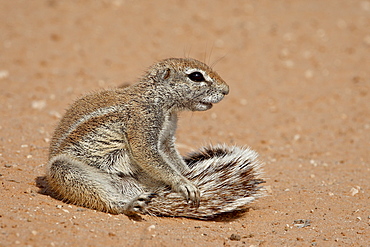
[222,85,230,95]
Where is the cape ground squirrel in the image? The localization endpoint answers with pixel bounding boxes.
[46,58,265,219]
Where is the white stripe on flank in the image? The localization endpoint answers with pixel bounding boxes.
[54,105,125,150]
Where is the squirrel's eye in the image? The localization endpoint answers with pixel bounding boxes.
[188,72,205,82]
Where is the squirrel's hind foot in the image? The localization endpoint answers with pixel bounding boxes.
[123,192,157,215]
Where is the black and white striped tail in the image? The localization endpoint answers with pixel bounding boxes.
[145,144,265,219]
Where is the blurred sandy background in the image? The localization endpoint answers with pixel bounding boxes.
[0,0,369,246]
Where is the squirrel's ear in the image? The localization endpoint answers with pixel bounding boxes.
[149,68,171,83]
[159,68,171,81]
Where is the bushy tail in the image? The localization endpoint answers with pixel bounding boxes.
[145,144,265,219]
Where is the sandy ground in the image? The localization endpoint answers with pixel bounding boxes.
[1,0,369,246]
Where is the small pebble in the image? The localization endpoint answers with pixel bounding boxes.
[229,234,241,241]
[147,225,156,232]
[49,110,62,119]
[305,70,313,79]
[0,70,9,79]
[310,160,317,166]
[350,187,359,196]
[294,219,311,228]
[293,134,301,141]
[24,188,33,194]
[31,100,46,110]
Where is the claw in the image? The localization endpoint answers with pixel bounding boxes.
[174,178,200,208]
[123,192,155,215]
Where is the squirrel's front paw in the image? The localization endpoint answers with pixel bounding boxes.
[123,192,156,215]
[173,179,200,208]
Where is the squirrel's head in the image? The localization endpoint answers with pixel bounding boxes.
[145,58,229,111]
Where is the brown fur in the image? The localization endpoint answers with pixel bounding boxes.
[46,58,264,218]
